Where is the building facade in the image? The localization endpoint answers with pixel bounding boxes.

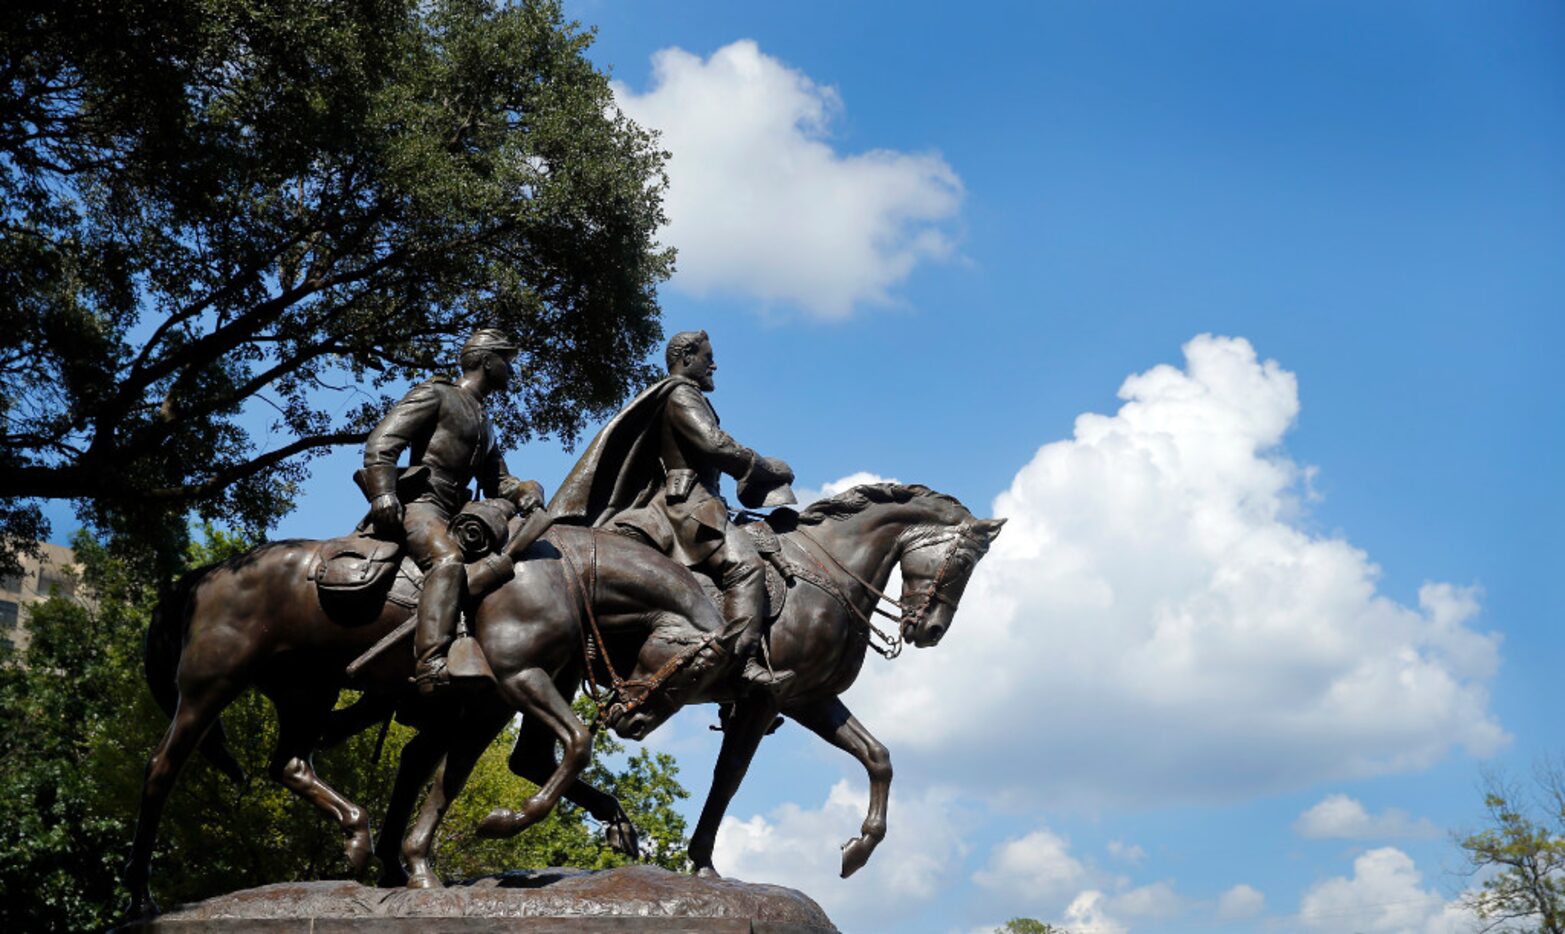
[0,542,85,653]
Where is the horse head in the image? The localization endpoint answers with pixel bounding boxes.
[896,515,1005,647]
[603,626,730,742]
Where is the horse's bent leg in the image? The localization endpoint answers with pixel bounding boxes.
[786,696,891,878]
[123,675,244,918]
[267,692,373,874]
[508,714,638,858]
[476,668,592,839]
[401,704,511,888]
[375,727,447,887]
[687,695,781,878]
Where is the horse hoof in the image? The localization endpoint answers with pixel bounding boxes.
[406,871,442,890]
[840,837,875,878]
[605,817,640,858]
[477,808,517,839]
[345,830,373,872]
[694,866,722,880]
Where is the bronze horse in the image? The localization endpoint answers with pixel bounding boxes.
[124,524,730,916]
[450,483,1003,879]
[666,483,1002,877]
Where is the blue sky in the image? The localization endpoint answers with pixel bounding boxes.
[44,2,1561,930]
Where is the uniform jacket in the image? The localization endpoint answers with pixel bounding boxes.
[362,377,515,511]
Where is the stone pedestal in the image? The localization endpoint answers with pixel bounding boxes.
[121,865,838,933]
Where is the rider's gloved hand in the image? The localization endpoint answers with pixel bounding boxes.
[500,477,545,513]
[370,493,403,534]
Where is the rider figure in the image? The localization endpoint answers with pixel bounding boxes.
[550,330,796,692]
[360,328,537,695]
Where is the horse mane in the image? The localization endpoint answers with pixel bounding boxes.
[795,483,972,526]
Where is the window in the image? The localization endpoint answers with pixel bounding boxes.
[0,600,18,630]
[37,570,75,599]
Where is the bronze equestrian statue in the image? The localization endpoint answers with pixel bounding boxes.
[122,327,1006,914]
[551,330,798,691]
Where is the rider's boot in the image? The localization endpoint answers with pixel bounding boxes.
[723,560,794,693]
[412,560,465,696]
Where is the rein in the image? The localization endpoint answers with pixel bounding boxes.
[793,524,977,660]
[556,529,721,732]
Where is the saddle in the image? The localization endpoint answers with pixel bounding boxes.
[738,515,791,622]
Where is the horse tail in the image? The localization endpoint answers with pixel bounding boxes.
[146,566,247,787]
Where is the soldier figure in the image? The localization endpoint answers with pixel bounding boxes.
[551,330,796,691]
[360,328,537,694]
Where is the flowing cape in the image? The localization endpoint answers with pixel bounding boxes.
[548,376,697,526]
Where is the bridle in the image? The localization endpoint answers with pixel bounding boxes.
[794,523,985,659]
[556,529,722,732]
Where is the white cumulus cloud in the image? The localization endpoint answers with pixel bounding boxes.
[1217,883,1266,921]
[613,41,962,318]
[793,470,899,508]
[839,334,1505,805]
[1299,847,1476,933]
[1060,890,1130,934]
[973,828,1091,901]
[1294,793,1441,840]
[711,780,970,930]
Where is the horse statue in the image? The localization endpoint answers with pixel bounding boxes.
[124,482,1000,913]
[123,522,732,916]
[378,482,1003,880]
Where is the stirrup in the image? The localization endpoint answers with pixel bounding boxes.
[740,657,794,690]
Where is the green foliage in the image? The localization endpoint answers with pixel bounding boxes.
[0,530,692,930]
[1458,762,1565,934]
[0,0,672,577]
[999,919,1068,934]
[434,705,689,879]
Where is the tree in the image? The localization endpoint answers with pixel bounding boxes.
[998,919,1069,934]
[0,529,691,931]
[1458,762,1565,934]
[0,0,672,577]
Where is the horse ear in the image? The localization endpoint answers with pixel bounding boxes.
[975,517,1007,542]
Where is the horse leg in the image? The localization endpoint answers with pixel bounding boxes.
[508,712,639,858]
[475,668,592,839]
[267,690,374,874]
[374,726,447,887]
[687,694,781,878]
[123,673,244,918]
[785,696,891,878]
[317,690,396,751]
[400,702,511,889]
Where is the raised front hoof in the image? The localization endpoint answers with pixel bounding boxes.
[840,836,877,878]
[476,807,519,839]
[406,870,443,890]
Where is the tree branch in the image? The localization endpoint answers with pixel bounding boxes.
[145,431,366,502]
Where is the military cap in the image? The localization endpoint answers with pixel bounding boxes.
[461,328,519,358]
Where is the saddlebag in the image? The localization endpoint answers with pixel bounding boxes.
[313,535,401,595]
